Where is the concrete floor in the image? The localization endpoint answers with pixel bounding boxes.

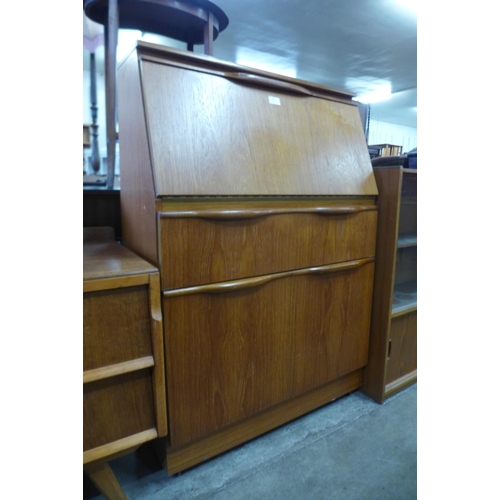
[84,384,417,500]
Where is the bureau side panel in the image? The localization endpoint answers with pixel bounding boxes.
[117,51,158,265]
[362,167,402,403]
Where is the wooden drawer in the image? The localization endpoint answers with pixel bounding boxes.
[83,241,168,465]
[158,200,377,289]
[163,258,375,447]
[83,369,156,451]
[83,285,152,371]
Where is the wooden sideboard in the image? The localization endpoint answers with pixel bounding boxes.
[117,41,379,474]
[83,240,168,498]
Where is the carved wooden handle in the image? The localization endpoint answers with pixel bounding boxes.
[159,205,376,220]
[224,72,314,96]
[83,356,155,384]
[163,258,375,297]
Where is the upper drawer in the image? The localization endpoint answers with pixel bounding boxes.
[83,285,153,371]
[158,199,377,290]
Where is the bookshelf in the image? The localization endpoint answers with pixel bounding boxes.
[362,160,417,403]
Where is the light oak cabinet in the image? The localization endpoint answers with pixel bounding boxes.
[83,241,167,498]
[117,41,379,474]
[362,164,417,403]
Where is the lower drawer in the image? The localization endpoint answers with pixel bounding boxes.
[163,259,375,447]
[83,369,156,451]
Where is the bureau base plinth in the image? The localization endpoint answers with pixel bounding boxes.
[164,369,362,475]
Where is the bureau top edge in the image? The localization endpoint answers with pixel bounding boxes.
[127,40,357,105]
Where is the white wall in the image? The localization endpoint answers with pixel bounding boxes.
[367,120,417,154]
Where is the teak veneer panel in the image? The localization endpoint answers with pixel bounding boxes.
[163,261,374,447]
[117,49,159,266]
[83,241,157,280]
[83,286,152,371]
[165,369,363,475]
[158,199,377,289]
[386,311,417,385]
[83,370,156,451]
[140,57,377,197]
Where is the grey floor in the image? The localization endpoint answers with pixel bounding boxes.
[84,384,417,500]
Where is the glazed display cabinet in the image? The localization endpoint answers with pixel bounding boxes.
[362,160,417,403]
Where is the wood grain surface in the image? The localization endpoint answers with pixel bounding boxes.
[386,311,417,385]
[83,241,168,471]
[117,50,159,266]
[83,242,157,281]
[116,41,380,473]
[139,56,377,196]
[362,167,402,403]
[163,261,374,447]
[165,369,363,474]
[83,369,156,451]
[159,199,377,289]
[83,285,152,371]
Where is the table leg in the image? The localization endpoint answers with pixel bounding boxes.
[203,11,214,55]
[84,461,128,500]
[105,0,119,189]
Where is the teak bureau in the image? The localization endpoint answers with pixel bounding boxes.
[117,41,379,474]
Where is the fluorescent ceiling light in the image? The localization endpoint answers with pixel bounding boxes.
[396,0,417,13]
[236,47,297,78]
[353,84,393,104]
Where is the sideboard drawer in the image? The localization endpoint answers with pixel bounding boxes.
[83,241,168,469]
[83,285,152,371]
[158,201,377,289]
[83,369,156,451]
[163,258,375,447]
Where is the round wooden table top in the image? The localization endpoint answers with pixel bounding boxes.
[83,0,229,44]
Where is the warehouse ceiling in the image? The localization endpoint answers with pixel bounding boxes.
[83,0,417,128]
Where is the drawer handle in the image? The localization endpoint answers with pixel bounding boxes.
[159,205,376,220]
[163,258,374,297]
[83,356,155,384]
[224,72,314,97]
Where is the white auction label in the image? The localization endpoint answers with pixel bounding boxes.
[268,96,281,106]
